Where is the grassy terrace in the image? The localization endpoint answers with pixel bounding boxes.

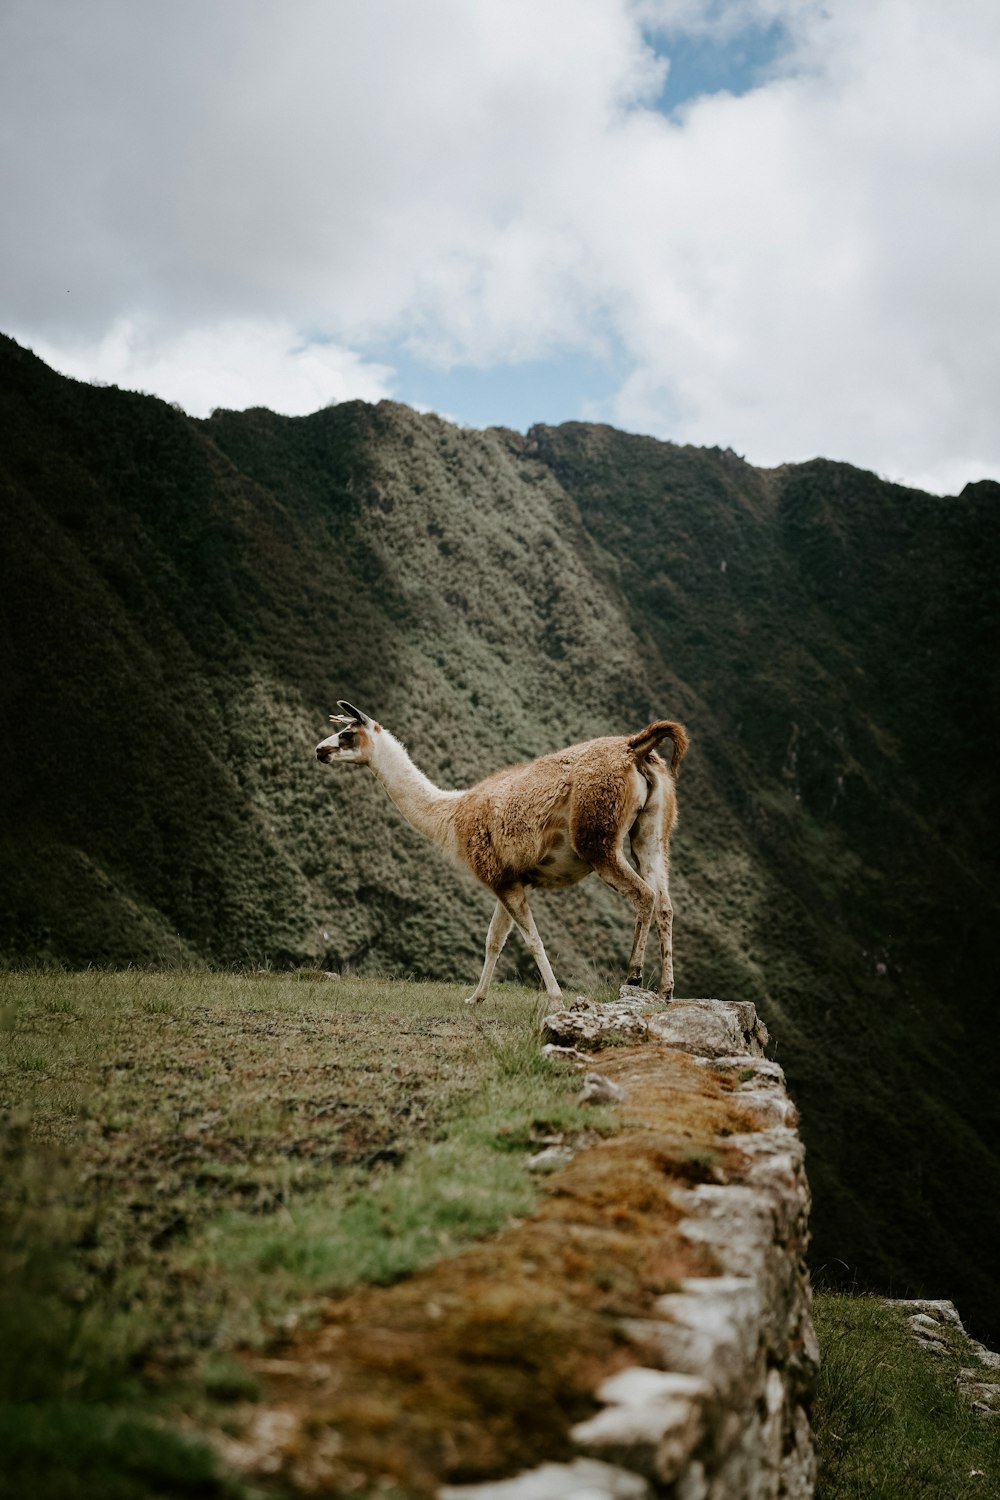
[2,969,618,1496]
[2,971,997,1497]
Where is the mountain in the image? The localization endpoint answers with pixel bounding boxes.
[1,333,998,1341]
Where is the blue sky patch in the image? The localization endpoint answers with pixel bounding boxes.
[385,345,630,435]
[647,18,793,113]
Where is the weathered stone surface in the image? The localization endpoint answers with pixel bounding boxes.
[571,1368,712,1483]
[695,1055,788,1092]
[211,1407,304,1475]
[670,1183,776,1276]
[542,996,769,1058]
[896,1298,963,1328]
[541,1004,649,1050]
[440,1458,652,1499]
[617,984,671,1011]
[578,1072,626,1106]
[526,1144,576,1173]
[620,1276,763,1405]
[888,1297,1000,1415]
[957,1374,1000,1415]
[540,1043,591,1068]
[646,1000,769,1058]
[694,1059,799,1128]
[739,1092,799,1131]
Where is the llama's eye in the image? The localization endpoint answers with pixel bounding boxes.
[340,731,357,747]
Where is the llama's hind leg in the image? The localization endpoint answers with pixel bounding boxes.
[630,854,673,997]
[495,884,562,1002]
[651,881,674,999]
[630,808,675,998]
[591,851,657,988]
[465,900,515,1005]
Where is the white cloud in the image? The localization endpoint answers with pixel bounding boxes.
[23,320,394,417]
[1,0,998,490]
[604,0,1000,487]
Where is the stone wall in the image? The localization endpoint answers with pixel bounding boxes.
[443,995,818,1500]
[892,1298,1000,1416]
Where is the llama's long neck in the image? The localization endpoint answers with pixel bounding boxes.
[367,729,461,850]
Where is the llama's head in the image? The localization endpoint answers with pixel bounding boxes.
[315,700,381,766]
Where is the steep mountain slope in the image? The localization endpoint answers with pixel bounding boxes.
[1,333,998,1340]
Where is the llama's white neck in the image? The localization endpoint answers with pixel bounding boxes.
[367,729,461,849]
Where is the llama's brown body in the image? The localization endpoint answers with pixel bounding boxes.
[316,705,688,1004]
[454,735,674,891]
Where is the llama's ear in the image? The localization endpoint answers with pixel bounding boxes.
[337,700,370,726]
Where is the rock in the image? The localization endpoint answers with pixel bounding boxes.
[541,1043,591,1068]
[891,1298,963,1327]
[647,1000,768,1058]
[617,984,670,1010]
[578,1072,626,1106]
[619,1276,763,1406]
[892,1301,968,1354]
[542,996,768,1058]
[694,1056,788,1092]
[671,1184,779,1279]
[209,1406,303,1476]
[525,1145,576,1173]
[440,1458,652,1499]
[957,1371,1000,1414]
[693,1057,798,1127]
[570,1368,711,1484]
[888,1297,1000,1412]
[541,1005,649,1050]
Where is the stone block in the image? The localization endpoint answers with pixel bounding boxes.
[620,1276,763,1407]
[578,1072,626,1106]
[440,1458,652,1499]
[646,1000,768,1058]
[541,1005,649,1050]
[571,1368,712,1484]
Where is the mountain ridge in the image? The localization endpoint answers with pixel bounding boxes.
[1,332,998,1341]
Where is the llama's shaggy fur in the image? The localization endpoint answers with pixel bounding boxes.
[316,702,688,1004]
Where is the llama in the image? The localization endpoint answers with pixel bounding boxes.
[316,701,688,1004]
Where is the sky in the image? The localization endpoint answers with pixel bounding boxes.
[2,0,999,495]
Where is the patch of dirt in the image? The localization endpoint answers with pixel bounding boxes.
[210,1046,760,1496]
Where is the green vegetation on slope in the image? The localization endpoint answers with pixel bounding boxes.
[1,334,998,1342]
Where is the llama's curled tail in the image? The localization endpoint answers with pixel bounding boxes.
[628,719,690,774]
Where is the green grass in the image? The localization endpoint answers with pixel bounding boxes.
[0,1403,239,1500]
[813,1292,1000,1499]
[0,969,610,1498]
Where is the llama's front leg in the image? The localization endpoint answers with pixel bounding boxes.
[497,885,562,1002]
[465,900,515,1005]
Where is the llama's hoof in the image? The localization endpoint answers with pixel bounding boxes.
[464,993,485,1006]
